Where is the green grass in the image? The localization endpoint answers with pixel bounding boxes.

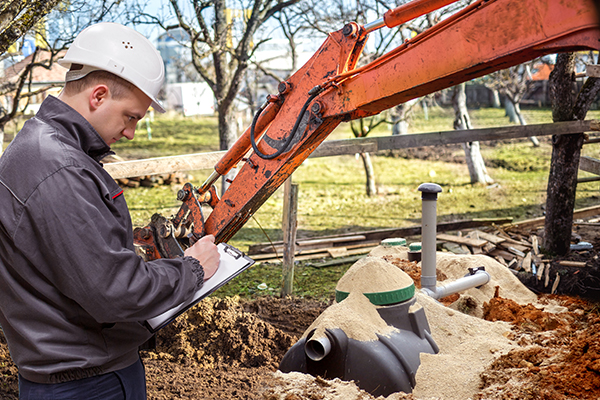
[62,107,600,300]
[112,115,220,159]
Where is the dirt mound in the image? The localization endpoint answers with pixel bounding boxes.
[1,267,599,399]
[142,296,328,399]
[147,296,295,370]
[0,332,18,399]
[479,295,600,399]
[483,287,567,332]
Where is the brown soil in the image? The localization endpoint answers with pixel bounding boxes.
[1,227,599,399]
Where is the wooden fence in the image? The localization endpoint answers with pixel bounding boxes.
[105,119,600,295]
[104,120,599,179]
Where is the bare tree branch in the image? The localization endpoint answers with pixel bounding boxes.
[0,0,62,55]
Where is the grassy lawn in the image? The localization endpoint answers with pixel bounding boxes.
[111,106,600,301]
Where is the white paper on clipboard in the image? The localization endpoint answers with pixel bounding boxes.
[144,242,254,333]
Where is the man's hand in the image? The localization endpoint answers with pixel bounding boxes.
[184,234,220,281]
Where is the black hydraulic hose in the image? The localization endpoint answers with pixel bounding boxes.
[250,86,323,160]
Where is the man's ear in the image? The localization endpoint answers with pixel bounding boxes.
[89,84,110,111]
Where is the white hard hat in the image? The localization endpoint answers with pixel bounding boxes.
[58,22,166,113]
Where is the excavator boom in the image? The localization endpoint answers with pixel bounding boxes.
[134,0,600,259]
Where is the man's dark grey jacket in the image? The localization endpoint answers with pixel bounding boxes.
[0,96,202,384]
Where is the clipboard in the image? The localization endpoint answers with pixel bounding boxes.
[144,242,255,333]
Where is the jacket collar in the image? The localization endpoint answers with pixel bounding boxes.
[35,96,114,162]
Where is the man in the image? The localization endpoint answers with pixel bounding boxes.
[0,22,220,399]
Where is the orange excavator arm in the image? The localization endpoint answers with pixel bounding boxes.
[134,0,600,259]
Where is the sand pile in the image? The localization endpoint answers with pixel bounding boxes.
[412,292,515,400]
[274,249,563,400]
[336,256,414,294]
[303,291,397,341]
[435,252,538,314]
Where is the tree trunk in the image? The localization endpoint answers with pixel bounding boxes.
[359,152,376,196]
[511,99,540,146]
[544,53,600,255]
[544,53,578,256]
[391,103,409,135]
[504,98,518,123]
[218,104,239,195]
[453,83,493,184]
[350,120,378,197]
[491,89,501,108]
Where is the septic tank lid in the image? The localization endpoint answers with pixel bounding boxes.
[381,237,407,247]
[335,285,415,305]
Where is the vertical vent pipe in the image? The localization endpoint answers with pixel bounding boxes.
[418,183,442,293]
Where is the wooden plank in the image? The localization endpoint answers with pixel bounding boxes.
[495,256,508,267]
[311,120,600,158]
[483,242,496,253]
[574,222,600,227]
[498,242,529,253]
[583,136,600,144]
[327,247,350,258]
[522,252,532,273]
[536,263,545,281]
[489,248,515,261]
[507,205,600,230]
[436,233,487,247]
[551,275,560,294]
[248,217,512,255]
[531,235,539,255]
[104,121,599,179]
[505,246,526,258]
[469,230,506,244]
[579,156,600,175]
[577,176,600,183]
[443,242,470,254]
[310,255,365,268]
[297,235,367,247]
[558,260,587,267]
[104,151,225,179]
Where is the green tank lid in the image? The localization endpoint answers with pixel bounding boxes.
[381,238,407,247]
[409,242,422,251]
[335,283,415,305]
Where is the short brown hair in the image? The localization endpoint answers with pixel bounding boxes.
[62,69,136,100]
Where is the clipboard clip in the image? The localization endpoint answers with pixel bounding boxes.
[223,244,243,260]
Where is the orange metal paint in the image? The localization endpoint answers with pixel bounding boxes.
[135,0,600,256]
[383,0,459,28]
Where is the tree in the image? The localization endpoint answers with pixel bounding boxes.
[283,0,432,196]
[481,60,542,146]
[0,0,130,154]
[0,0,62,55]
[544,52,600,255]
[135,0,302,154]
[452,82,493,184]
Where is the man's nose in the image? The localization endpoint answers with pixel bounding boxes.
[122,126,135,140]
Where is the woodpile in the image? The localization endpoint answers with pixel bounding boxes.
[115,173,190,188]
[246,217,513,263]
[437,224,594,294]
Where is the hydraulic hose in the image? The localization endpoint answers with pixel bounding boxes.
[250,86,324,160]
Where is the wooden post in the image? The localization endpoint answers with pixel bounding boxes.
[281,179,298,297]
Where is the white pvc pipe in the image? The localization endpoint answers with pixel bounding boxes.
[421,270,491,300]
[419,183,442,292]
